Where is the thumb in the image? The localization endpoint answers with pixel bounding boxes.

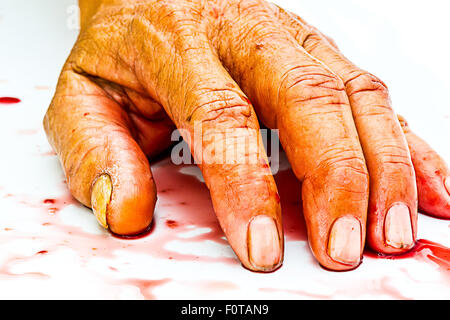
[44,68,156,235]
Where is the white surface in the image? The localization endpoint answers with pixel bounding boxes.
[0,0,449,299]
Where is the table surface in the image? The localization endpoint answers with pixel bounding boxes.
[0,0,449,299]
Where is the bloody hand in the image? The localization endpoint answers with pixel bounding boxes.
[44,0,450,272]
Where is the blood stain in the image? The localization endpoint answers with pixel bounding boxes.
[273,167,307,242]
[0,97,21,104]
[365,239,450,276]
[125,278,172,300]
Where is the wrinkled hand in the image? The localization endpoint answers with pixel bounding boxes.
[44,0,450,271]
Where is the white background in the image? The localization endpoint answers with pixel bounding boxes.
[0,0,449,299]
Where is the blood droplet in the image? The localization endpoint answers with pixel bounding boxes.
[0,97,21,104]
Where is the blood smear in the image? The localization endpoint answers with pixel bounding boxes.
[41,194,77,215]
[3,149,447,299]
[365,239,450,273]
[273,168,307,241]
[124,278,172,300]
[0,97,21,104]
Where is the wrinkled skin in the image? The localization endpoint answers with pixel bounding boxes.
[44,0,450,272]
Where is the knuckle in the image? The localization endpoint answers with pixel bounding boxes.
[300,30,323,50]
[372,144,414,169]
[346,73,389,98]
[286,66,344,91]
[352,103,394,118]
[282,66,347,105]
[146,0,201,27]
[314,148,369,186]
[187,89,253,128]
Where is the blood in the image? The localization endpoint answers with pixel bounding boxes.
[4,157,237,264]
[146,158,307,265]
[165,219,179,228]
[147,158,236,263]
[2,191,78,216]
[365,239,450,273]
[0,255,49,279]
[2,153,307,278]
[124,278,172,299]
[273,168,307,241]
[111,222,155,240]
[7,149,447,298]
[41,194,78,214]
[0,97,21,104]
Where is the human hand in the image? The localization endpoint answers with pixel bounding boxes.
[44,0,450,272]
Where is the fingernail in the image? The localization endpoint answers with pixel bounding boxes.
[328,216,361,266]
[445,177,450,196]
[248,215,281,271]
[91,174,112,229]
[385,203,414,249]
